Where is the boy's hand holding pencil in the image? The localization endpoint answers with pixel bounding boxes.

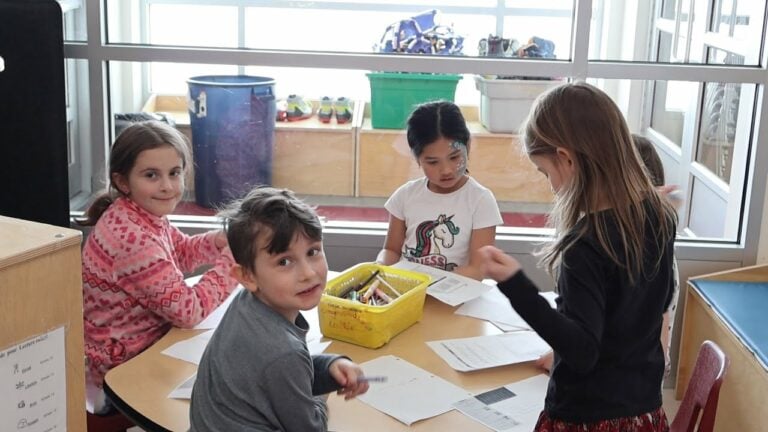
[328,358,372,400]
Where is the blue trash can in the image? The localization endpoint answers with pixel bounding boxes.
[187,75,277,207]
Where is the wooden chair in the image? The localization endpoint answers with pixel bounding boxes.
[86,410,135,432]
[671,340,729,432]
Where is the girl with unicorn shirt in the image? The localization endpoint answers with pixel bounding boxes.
[376,101,503,280]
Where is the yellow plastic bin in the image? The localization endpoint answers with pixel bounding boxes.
[319,263,431,348]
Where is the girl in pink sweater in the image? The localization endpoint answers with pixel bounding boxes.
[78,121,238,414]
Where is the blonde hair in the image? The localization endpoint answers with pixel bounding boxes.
[522,82,677,282]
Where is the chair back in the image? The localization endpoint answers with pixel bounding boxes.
[86,411,134,432]
[670,340,729,432]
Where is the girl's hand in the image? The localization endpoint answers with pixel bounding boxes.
[535,351,554,374]
[213,230,228,250]
[657,185,683,209]
[476,245,522,282]
[329,358,370,400]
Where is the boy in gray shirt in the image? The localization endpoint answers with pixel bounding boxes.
[190,187,369,431]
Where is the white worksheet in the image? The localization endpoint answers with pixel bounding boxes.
[453,374,549,431]
[456,290,559,330]
[356,355,473,425]
[392,261,492,306]
[193,285,243,330]
[0,327,67,432]
[427,332,551,372]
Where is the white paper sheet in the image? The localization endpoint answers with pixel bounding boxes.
[356,355,472,425]
[391,261,492,306]
[453,374,549,431]
[161,330,214,365]
[194,285,243,330]
[168,373,196,399]
[427,332,551,372]
[455,290,559,330]
[0,327,67,432]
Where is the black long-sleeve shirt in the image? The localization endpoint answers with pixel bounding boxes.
[498,207,675,423]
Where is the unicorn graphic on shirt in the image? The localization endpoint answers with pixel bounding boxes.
[403,214,460,271]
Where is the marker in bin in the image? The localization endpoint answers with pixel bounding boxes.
[338,270,380,299]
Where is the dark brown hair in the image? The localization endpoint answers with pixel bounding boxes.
[632,134,665,187]
[219,186,322,275]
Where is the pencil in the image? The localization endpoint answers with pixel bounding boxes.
[358,376,388,383]
[338,269,380,298]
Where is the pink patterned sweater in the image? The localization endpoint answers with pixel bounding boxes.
[82,197,238,388]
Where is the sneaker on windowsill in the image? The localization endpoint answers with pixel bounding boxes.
[286,94,313,121]
[334,97,353,124]
[276,99,288,122]
[317,96,334,123]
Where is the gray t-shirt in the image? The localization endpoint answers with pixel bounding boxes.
[190,289,344,431]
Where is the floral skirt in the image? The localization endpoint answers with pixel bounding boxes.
[534,407,669,432]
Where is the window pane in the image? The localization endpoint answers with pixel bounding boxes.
[148,4,238,48]
[61,0,86,41]
[65,58,91,208]
[696,81,746,182]
[105,1,573,59]
[661,0,677,20]
[591,0,765,64]
[651,80,696,147]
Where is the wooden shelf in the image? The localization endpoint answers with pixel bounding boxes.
[141,95,551,203]
[357,113,552,203]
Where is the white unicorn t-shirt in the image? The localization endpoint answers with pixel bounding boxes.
[385,176,503,271]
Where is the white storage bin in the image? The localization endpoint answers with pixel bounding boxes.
[474,75,562,133]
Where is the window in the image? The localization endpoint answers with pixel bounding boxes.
[63,0,768,253]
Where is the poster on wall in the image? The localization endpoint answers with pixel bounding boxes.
[0,326,67,431]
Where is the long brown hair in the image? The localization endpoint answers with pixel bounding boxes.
[522,82,677,282]
[76,121,191,226]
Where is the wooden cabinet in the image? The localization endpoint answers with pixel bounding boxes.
[273,114,358,197]
[0,216,85,430]
[676,265,768,432]
[357,118,553,202]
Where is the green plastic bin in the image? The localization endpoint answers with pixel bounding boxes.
[367,72,462,129]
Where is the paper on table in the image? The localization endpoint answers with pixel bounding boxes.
[391,261,491,306]
[427,332,551,372]
[168,373,196,399]
[162,327,330,366]
[357,355,473,425]
[455,290,559,330]
[161,330,214,365]
[194,285,243,330]
[453,374,549,431]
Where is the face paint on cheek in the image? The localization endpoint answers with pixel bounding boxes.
[452,141,468,176]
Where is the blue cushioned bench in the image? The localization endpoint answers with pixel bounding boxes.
[689,279,768,369]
